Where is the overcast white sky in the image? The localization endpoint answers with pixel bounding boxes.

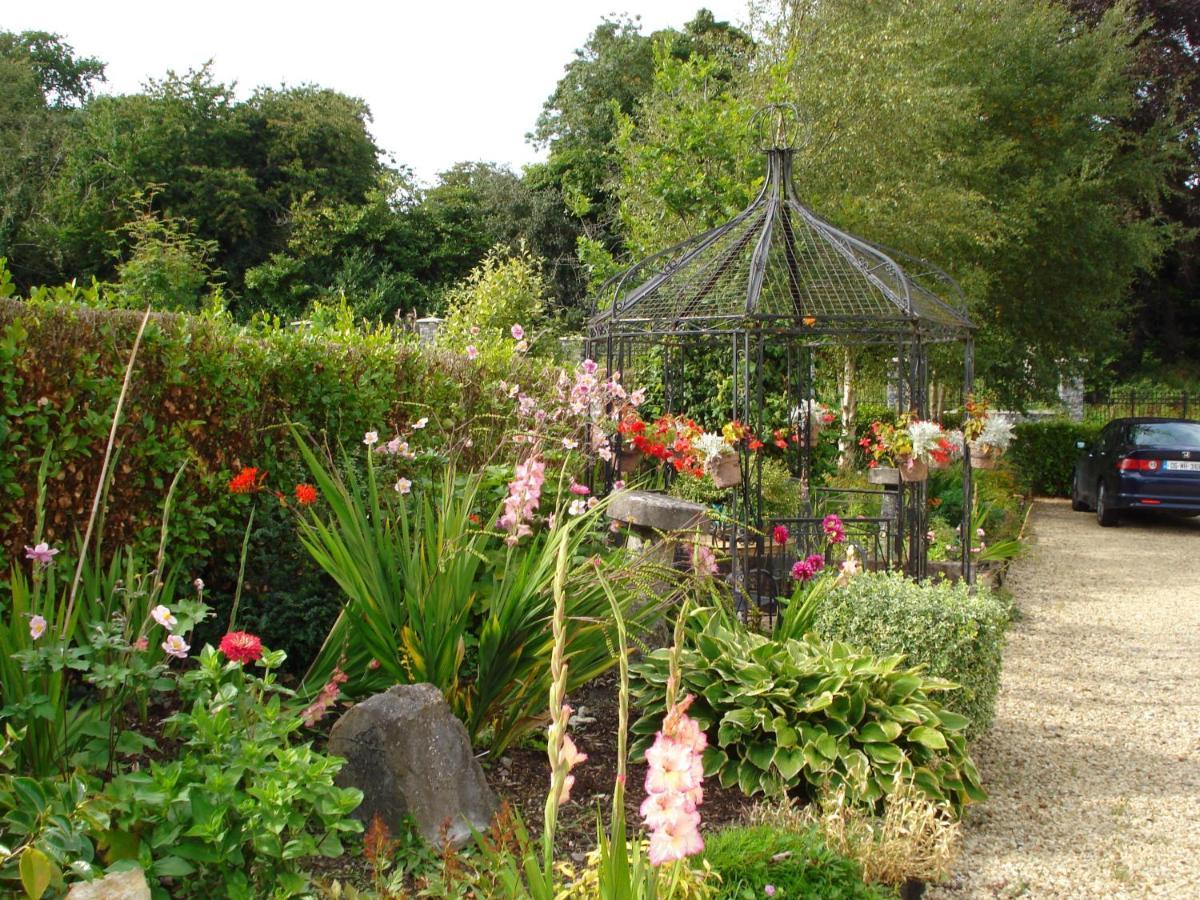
[5,0,749,183]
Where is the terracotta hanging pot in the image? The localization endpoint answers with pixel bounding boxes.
[898,456,929,482]
[968,443,997,470]
[707,452,742,488]
[618,447,644,473]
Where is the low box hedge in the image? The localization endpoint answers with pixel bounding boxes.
[810,572,1011,739]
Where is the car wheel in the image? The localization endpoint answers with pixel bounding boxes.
[1096,480,1119,527]
[1071,473,1088,511]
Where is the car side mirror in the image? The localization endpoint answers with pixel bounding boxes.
[1075,441,1086,449]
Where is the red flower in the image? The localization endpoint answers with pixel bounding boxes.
[219,631,263,664]
[294,483,318,506]
[229,466,265,494]
[773,525,790,545]
[748,439,764,452]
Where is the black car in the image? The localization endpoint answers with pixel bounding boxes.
[1072,417,1200,526]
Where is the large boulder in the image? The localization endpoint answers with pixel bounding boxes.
[327,683,498,849]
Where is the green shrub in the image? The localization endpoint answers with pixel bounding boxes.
[810,573,1011,738]
[101,645,362,897]
[1009,418,1102,496]
[631,615,985,814]
[703,825,893,899]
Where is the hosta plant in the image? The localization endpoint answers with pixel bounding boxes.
[630,614,985,815]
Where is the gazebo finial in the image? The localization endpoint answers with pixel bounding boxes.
[751,103,804,152]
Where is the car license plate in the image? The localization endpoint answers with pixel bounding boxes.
[1164,460,1200,472]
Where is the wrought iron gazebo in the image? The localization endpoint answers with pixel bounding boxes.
[587,106,978,603]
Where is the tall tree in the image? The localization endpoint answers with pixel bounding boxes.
[0,31,105,284]
[1066,0,1199,375]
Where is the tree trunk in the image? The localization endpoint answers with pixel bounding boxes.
[838,349,857,470]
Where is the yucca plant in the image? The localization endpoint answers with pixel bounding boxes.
[292,429,663,754]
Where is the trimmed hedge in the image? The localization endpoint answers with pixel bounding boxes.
[1009,418,1103,497]
[0,292,546,663]
[811,572,1011,738]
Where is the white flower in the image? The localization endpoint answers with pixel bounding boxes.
[694,432,729,463]
[193,578,204,592]
[598,445,613,462]
[29,614,47,640]
[413,417,429,430]
[568,499,587,516]
[363,431,379,446]
[907,420,944,460]
[562,437,579,450]
[162,634,190,659]
[978,416,1014,452]
[629,388,646,407]
[150,605,177,631]
[394,478,412,495]
[515,340,528,353]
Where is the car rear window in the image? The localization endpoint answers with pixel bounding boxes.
[1129,422,1200,448]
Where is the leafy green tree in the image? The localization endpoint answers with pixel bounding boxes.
[0,31,106,285]
[532,10,753,263]
[614,0,1181,403]
[0,30,104,106]
[31,66,385,305]
[423,162,586,320]
[111,197,221,311]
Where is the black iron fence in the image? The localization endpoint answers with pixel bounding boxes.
[1084,390,1195,420]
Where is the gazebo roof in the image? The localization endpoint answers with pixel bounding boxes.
[589,120,973,345]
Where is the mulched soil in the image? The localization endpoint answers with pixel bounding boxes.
[488,670,756,858]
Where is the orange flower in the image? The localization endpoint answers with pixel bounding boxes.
[294,483,318,506]
[229,466,265,494]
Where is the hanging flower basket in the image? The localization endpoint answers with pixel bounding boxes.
[618,447,644,473]
[968,442,997,470]
[898,456,929,482]
[866,466,900,486]
[707,452,742,488]
[930,455,953,470]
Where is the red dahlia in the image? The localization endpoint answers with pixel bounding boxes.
[219,631,263,664]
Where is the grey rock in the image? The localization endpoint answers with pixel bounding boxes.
[327,683,498,850]
[67,868,150,900]
[606,490,711,533]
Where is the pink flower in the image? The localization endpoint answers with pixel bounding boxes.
[765,886,777,897]
[24,542,59,567]
[301,667,349,727]
[29,614,47,640]
[394,478,412,495]
[790,554,826,582]
[647,809,704,865]
[511,324,525,340]
[162,634,190,659]
[772,525,789,545]
[133,637,149,651]
[642,696,706,866]
[581,358,598,375]
[363,431,379,446]
[569,482,590,496]
[150,605,177,631]
[466,345,478,360]
[822,514,846,544]
[613,480,626,491]
[690,543,718,576]
[568,499,587,516]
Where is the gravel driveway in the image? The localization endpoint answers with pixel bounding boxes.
[930,499,1200,899]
